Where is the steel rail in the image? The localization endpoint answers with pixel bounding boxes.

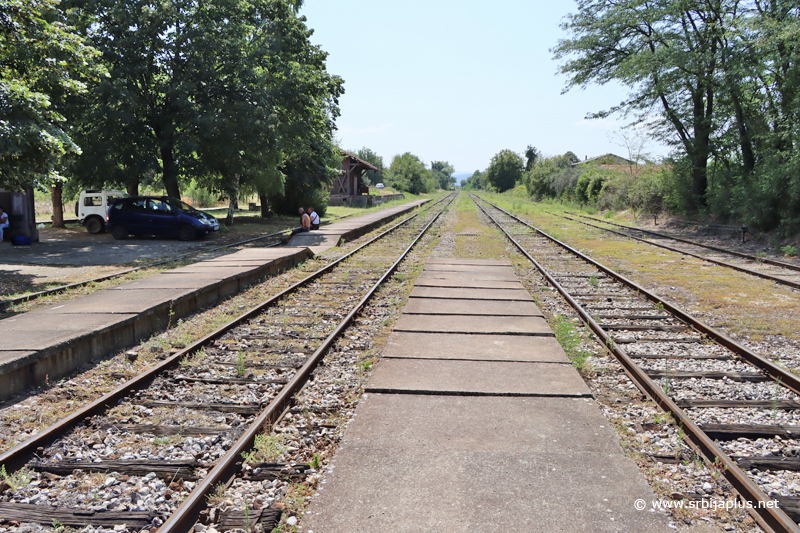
[565,210,800,273]
[158,193,455,533]
[543,211,800,291]
[0,199,441,311]
[473,195,800,533]
[0,195,448,473]
[481,198,800,397]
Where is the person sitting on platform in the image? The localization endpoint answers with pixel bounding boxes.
[282,207,311,243]
[0,206,8,242]
[307,206,320,230]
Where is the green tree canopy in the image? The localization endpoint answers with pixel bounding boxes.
[486,149,524,192]
[67,0,342,208]
[387,152,431,194]
[430,160,455,190]
[354,147,384,186]
[0,0,101,190]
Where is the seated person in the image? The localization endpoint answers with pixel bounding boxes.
[283,208,310,243]
[0,206,8,242]
[307,206,320,230]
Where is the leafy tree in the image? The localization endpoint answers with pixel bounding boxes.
[525,145,540,171]
[387,153,430,194]
[486,149,524,192]
[68,0,342,220]
[430,161,455,190]
[0,0,101,191]
[554,0,727,210]
[462,170,488,191]
[354,147,384,186]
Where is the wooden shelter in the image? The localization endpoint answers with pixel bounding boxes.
[331,151,379,198]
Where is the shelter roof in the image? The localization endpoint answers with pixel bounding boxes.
[341,150,379,172]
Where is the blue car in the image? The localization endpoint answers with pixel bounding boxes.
[106,197,220,241]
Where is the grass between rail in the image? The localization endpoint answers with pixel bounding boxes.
[480,192,800,343]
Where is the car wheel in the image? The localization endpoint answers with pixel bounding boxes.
[178,225,196,241]
[86,217,104,234]
[111,225,128,240]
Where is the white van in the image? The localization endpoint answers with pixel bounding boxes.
[75,189,127,233]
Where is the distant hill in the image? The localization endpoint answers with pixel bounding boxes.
[453,172,472,181]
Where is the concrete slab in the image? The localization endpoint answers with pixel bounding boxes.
[202,250,299,261]
[383,332,568,362]
[327,394,625,455]
[423,263,514,272]
[404,298,542,316]
[0,351,36,366]
[417,270,519,281]
[425,258,511,266]
[301,395,670,533]
[286,233,341,254]
[164,265,258,276]
[366,359,590,396]
[393,314,552,335]
[0,313,136,350]
[410,286,533,301]
[112,274,225,290]
[32,288,194,314]
[413,278,524,289]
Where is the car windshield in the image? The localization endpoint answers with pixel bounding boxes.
[169,200,200,213]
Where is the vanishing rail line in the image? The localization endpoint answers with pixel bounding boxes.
[0,206,402,311]
[0,194,455,532]
[550,210,800,291]
[474,195,800,533]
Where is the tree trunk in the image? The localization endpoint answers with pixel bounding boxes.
[126,179,140,197]
[226,197,235,226]
[51,182,65,228]
[155,122,181,199]
[259,192,270,218]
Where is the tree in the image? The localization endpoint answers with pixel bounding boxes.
[69,0,342,218]
[387,153,430,194]
[525,145,540,171]
[462,170,488,191]
[554,0,728,210]
[430,161,455,190]
[0,0,100,192]
[486,150,524,192]
[354,147,384,186]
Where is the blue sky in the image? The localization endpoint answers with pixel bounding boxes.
[301,1,669,176]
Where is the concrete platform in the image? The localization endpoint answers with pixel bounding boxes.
[383,332,569,362]
[417,269,519,281]
[410,286,534,301]
[0,199,430,400]
[32,288,193,314]
[301,258,670,533]
[286,199,429,255]
[403,298,543,316]
[413,278,527,289]
[366,359,590,396]
[302,397,671,533]
[393,314,552,335]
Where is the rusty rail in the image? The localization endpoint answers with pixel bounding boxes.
[566,210,800,273]
[0,193,454,532]
[543,210,800,291]
[473,195,800,533]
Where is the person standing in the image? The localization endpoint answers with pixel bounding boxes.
[0,206,8,242]
[307,206,320,230]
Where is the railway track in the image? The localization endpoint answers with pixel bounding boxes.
[0,211,371,312]
[473,195,800,533]
[0,193,455,532]
[549,210,800,291]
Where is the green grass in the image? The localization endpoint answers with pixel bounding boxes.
[551,314,592,374]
